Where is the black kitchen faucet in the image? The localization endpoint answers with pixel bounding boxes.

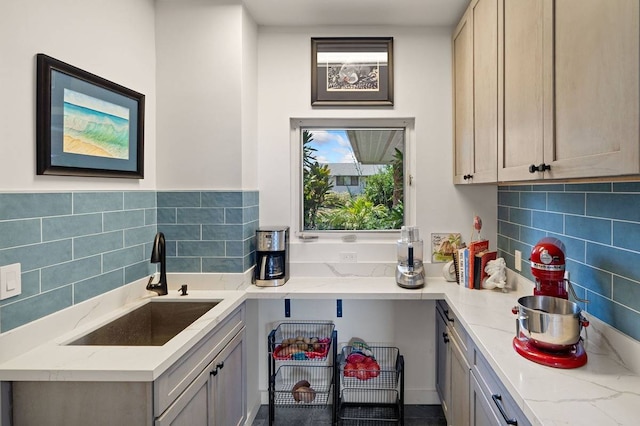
[147,232,168,296]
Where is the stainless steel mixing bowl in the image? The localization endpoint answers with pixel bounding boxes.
[513,295,589,351]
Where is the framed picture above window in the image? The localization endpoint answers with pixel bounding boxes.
[36,53,145,178]
[311,37,394,107]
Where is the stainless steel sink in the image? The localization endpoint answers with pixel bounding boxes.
[68,301,219,346]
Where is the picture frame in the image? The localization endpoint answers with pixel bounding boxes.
[311,37,394,107]
[431,233,463,263]
[36,53,145,178]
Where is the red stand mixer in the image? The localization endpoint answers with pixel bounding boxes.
[512,237,589,369]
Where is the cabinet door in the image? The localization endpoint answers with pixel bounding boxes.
[498,0,546,181]
[453,0,498,184]
[469,374,502,426]
[212,327,246,426]
[471,0,498,183]
[156,362,212,426]
[435,309,451,420]
[453,9,474,183]
[450,336,470,426]
[546,0,640,178]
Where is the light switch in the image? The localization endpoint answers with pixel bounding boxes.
[0,263,21,300]
[6,270,16,290]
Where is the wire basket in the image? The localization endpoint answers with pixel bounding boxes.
[269,322,335,361]
[273,365,334,406]
[339,388,399,405]
[339,389,401,423]
[340,346,400,390]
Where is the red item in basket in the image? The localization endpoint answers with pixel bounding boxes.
[355,363,370,380]
[344,362,357,377]
[368,361,381,378]
[346,353,367,364]
[344,357,381,381]
[273,337,330,360]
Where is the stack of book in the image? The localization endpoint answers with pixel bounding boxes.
[452,240,497,289]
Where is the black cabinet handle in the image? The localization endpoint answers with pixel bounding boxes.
[442,332,449,343]
[444,310,454,323]
[528,163,550,173]
[492,394,518,425]
[463,174,473,180]
[211,362,224,376]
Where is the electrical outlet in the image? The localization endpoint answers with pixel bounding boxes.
[515,250,522,271]
[339,252,357,263]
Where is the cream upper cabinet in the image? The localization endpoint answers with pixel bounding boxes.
[498,0,640,181]
[453,7,474,183]
[498,0,545,181]
[453,0,498,184]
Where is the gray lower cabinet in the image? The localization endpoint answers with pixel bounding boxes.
[470,345,530,426]
[435,305,450,418]
[450,336,470,426]
[156,327,246,426]
[12,304,246,426]
[436,300,529,426]
[469,373,502,426]
[212,326,245,426]
[435,300,470,426]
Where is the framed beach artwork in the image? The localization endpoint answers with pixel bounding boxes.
[311,37,394,106]
[36,54,145,178]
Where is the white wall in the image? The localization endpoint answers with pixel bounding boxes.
[256,26,497,266]
[241,8,259,189]
[0,0,157,190]
[155,0,258,190]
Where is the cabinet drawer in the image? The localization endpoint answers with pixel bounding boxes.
[155,305,245,417]
[436,300,470,357]
[472,347,530,426]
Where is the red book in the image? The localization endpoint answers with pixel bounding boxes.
[467,240,489,289]
[474,250,497,289]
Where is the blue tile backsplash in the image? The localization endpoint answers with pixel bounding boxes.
[498,183,640,342]
[0,190,258,333]
[5,184,638,342]
[157,191,258,274]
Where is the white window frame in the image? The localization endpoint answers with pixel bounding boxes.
[290,117,416,241]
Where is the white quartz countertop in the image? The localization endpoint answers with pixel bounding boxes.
[0,290,247,382]
[1,275,638,425]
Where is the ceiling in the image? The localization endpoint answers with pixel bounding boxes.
[243,0,469,27]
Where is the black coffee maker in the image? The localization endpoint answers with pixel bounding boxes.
[253,227,289,287]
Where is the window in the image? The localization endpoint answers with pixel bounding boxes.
[335,176,360,186]
[292,118,414,233]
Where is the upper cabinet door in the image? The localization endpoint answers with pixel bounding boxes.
[471,0,498,183]
[453,0,498,184]
[499,0,640,181]
[546,0,640,179]
[453,10,474,183]
[498,0,546,181]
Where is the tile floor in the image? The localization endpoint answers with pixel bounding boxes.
[251,404,446,425]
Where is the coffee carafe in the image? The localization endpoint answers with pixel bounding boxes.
[253,227,289,287]
[396,226,426,289]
